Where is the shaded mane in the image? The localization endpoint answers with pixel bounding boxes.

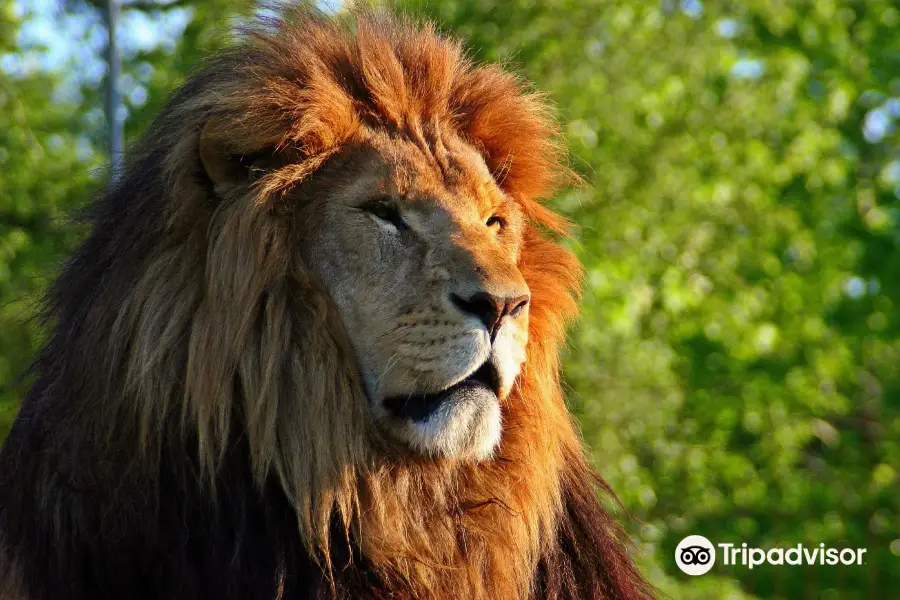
[0,8,653,600]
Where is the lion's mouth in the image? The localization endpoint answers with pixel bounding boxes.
[383,361,501,422]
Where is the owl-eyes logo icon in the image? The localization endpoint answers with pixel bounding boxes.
[680,545,712,565]
[675,535,716,576]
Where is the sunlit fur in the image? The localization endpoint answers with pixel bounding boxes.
[0,9,653,600]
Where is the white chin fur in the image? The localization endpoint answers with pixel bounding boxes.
[387,391,502,461]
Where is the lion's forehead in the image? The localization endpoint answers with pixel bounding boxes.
[359,128,512,218]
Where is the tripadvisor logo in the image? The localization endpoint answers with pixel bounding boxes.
[675,535,868,576]
[676,535,716,576]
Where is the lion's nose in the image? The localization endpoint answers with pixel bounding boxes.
[450,291,530,338]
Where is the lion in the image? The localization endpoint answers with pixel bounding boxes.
[0,8,653,600]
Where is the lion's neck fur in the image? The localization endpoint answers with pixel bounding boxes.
[353,348,573,599]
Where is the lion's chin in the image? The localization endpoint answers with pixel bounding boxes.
[380,381,502,461]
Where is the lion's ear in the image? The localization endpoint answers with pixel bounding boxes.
[199,119,291,197]
[198,119,236,193]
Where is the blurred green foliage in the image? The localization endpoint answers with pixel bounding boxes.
[1,1,898,598]
[1,2,95,437]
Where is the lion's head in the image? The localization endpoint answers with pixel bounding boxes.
[0,9,653,600]
[286,126,532,460]
[180,11,571,470]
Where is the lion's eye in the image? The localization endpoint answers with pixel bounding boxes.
[486,215,505,230]
[364,199,408,231]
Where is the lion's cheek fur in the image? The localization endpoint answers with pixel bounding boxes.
[492,316,529,397]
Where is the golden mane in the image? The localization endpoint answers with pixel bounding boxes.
[0,8,652,600]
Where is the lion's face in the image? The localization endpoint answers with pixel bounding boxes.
[298,127,530,460]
